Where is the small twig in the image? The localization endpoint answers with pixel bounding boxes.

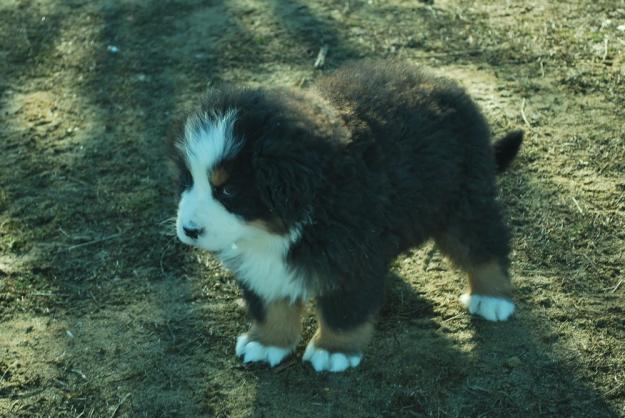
[88,291,98,304]
[442,313,463,323]
[158,217,176,225]
[15,387,45,399]
[67,233,122,250]
[611,279,623,293]
[520,99,531,127]
[70,369,87,380]
[604,381,624,396]
[110,393,131,418]
[54,379,70,391]
[467,385,492,393]
[571,197,584,215]
[274,358,296,373]
[31,291,57,297]
[314,45,329,69]
[64,176,91,188]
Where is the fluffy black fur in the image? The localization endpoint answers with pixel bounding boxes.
[179,61,522,332]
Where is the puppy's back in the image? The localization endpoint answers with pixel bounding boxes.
[314,61,500,244]
[316,60,490,148]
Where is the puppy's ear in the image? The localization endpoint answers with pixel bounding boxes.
[254,138,326,227]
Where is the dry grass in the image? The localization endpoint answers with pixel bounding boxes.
[1,0,624,417]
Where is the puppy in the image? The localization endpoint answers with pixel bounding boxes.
[171,61,523,372]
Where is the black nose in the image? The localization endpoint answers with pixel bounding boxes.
[183,226,204,239]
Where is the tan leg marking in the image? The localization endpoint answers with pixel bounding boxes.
[247,299,304,348]
[312,314,374,354]
[468,261,513,298]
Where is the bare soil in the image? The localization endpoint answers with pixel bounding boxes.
[1,0,624,417]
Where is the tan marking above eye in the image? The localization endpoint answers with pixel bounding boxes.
[210,167,229,187]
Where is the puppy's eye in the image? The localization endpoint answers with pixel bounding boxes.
[216,184,236,198]
[222,185,235,197]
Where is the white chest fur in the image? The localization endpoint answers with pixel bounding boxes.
[217,226,309,303]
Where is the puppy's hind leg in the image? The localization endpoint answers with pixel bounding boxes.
[434,203,516,321]
[461,262,515,321]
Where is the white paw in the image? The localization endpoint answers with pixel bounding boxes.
[235,334,292,367]
[460,294,515,321]
[302,342,362,373]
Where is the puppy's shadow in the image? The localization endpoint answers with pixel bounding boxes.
[379,271,437,331]
[250,271,471,417]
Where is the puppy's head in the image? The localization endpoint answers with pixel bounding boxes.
[171,87,329,252]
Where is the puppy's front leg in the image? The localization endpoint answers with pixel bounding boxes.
[236,289,304,367]
[304,288,379,373]
[303,317,373,373]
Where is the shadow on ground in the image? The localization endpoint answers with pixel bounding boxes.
[0,0,623,417]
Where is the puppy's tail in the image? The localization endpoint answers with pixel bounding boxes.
[494,130,524,174]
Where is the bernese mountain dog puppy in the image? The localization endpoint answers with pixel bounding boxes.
[171,61,523,373]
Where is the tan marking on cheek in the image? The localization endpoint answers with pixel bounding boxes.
[210,167,229,187]
[247,299,304,348]
[248,219,288,235]
[248,219,273,232]
[312,315,374,354]
[468,261,513,297]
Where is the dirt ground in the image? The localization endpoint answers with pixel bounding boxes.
[1,0,624,416]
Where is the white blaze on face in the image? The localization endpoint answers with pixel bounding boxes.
[175,111,247,252]
[175,110,309,302]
